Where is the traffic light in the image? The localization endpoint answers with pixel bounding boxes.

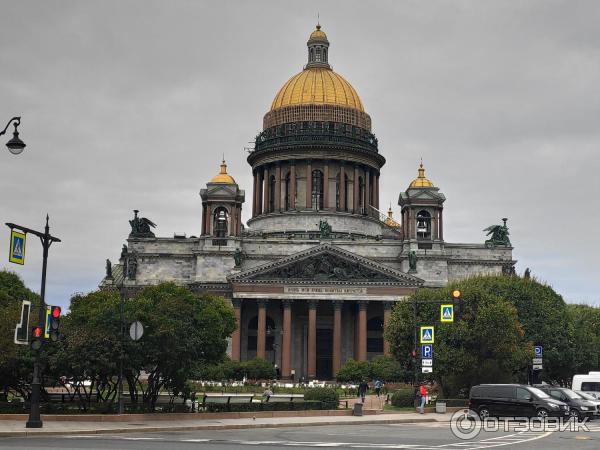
[452,289,462,316]
[48,306,61,342]
[31,326,43,350]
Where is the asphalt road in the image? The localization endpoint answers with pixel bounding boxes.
[1,421,599,450]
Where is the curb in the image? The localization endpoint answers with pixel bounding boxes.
[0,417,444,438]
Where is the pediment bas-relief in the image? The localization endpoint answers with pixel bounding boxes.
[253,253,396,283]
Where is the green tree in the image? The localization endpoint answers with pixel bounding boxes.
[568,304,600,375]
[50,283,236,408]
[385,279,529,396]
[0,270,39,398]
[459,275,574,385]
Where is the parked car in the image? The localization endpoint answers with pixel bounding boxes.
[469,384,569,420]
[572,372,600,398]
[574,391,600,417]
[534,385,596,421]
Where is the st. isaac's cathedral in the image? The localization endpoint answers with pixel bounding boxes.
[101,25,515,380]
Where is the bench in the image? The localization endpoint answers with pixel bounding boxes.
[201,393,254,406]
[264,394,305,403]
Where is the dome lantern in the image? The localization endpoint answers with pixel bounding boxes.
[306,24,330,69]
[409,163,434,188]
[210,159,237,184]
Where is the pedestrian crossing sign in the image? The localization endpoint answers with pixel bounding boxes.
[9,230,26,265]
[420,326,434,344]
[440,304,454,323]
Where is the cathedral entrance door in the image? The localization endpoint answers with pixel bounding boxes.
[316,329,333,380]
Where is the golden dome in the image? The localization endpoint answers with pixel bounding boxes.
[210,159,236,184]
[270,67,364,112]
[384,206,401,228]
[309,24,328,41]
[409,163,434,188]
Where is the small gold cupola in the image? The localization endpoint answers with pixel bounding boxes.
[210,159,236,184]
[409,162,434,188]
[384,205,400,228]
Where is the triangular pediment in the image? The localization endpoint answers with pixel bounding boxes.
[229,244,424,287]
[410,189,444,201]
[207,184,237,195]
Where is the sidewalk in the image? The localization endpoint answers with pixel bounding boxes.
[0,410,454,437]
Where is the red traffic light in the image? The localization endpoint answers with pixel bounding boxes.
[32,326,42,338]
[51,306,61,318]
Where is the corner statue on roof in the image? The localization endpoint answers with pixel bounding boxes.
[484,218,511,248]
[129,209,156,238]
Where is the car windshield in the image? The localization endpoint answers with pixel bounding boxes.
[528,387,550,398]
[577,392,597,401]
[562,389,582,399]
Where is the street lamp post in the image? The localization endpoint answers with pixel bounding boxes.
[117,281,125,414]
[6,216,61,428]
[1,117,26,154]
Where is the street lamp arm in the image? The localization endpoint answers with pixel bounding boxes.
[5,222,61,243]
[0,117,20,136]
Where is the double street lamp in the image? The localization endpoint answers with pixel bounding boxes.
[1,117,26,154]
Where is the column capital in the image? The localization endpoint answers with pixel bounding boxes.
[232,299,243,309]
[308,299,319,309]
[383,301,393,311]
[357,300,369,311]
[282,299,293,308]
[332,300,344,310]
[257,299,269,308]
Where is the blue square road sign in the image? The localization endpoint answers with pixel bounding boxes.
[534,346,543,358]
[421,344,433,359]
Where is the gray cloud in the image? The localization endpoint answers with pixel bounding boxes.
[1,0,598,309]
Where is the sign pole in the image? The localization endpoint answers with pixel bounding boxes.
[27,216,50,428]
[7,216,61,429]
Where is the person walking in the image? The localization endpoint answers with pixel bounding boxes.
[374,379,383,398]
[358,379,369,403]
[418,382,428,414]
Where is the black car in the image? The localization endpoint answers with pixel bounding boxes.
[534,385,597,420]
[469,384,569,419]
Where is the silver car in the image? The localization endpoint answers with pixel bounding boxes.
[576,391,600,418]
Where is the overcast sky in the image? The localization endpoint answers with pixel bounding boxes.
[1,0,599,310]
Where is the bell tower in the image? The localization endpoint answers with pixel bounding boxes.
[398,163,446,249]
[200,159,245,238]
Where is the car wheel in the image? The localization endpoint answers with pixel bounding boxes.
[537,408,549,420]
[478,407,490,420]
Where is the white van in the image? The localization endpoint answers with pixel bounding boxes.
[572,372,600,398]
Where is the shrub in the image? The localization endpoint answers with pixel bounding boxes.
[370,355,405,382]
[241,358,276,380]
[335,359,371,383]
[391,389,415,407]
[304,387,339,405]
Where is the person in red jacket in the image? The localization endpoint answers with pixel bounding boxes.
[418,383,428,414]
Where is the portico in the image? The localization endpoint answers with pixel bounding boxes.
[228,244,423,380]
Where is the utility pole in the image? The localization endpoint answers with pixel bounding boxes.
[6,216,61,428]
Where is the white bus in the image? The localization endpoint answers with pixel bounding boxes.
[572,372,600,398]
